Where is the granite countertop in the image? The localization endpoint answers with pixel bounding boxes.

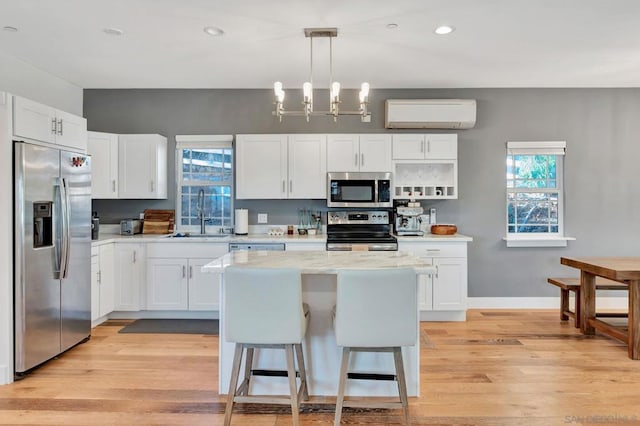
[92,223,472,246]
[395,233,473,242]
[202,250,437,274]
[92,232,328,245]
[93,232,472,246]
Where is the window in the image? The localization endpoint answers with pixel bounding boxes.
[176,135,233,231]
[505,141,572,247]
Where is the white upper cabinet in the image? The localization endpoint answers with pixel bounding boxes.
[287,134,327,198]
[236,134,327,199]
[118,134,167,199]
[87,131,119,199]
[326,134,360,172]
[327,134,392,172]
[359,134,393,171]
[236,134,288,199]
[13,96,87,152]
[392,133,457,160]
[54,109,87,152]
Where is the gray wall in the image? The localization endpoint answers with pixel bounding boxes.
[84,88,640,297]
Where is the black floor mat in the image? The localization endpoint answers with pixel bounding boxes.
[118,319,218,335]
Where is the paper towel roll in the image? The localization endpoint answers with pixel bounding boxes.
[234,209,248,235]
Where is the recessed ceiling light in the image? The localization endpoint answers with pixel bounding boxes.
[434,25,455,35]
[204,26,224,36]
[103,27,124,36]
[386,23,399,30]
[3,26,18,33]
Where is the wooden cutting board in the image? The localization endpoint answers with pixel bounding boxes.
[143,209,175,234]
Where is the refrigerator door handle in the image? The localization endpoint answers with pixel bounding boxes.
[60,177,71,279]
[54,180,63,279]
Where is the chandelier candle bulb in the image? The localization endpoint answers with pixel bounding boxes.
[331,82,340,100]
[303,82,312,100]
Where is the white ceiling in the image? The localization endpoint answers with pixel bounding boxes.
[2,0,640,90]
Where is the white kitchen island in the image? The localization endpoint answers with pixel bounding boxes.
[203,250,435,397]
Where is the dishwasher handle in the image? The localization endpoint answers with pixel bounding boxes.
[229,243,286,251]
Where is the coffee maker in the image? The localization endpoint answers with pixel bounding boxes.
[394,204,425,236]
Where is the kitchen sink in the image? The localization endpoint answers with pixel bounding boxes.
[165,233,230,239]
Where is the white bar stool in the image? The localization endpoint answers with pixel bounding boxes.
[333,268,418,425]
[223,267,310,425]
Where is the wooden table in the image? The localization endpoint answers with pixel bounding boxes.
[560,257,640,359]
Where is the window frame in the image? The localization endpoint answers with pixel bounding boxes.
[175,135,234,233]
[504,141,573,247]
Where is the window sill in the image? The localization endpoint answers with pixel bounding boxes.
[503,236,576,248]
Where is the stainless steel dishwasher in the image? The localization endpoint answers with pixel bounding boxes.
[228,242,286,251]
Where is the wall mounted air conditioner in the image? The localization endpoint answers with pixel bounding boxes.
[385,99,477,129]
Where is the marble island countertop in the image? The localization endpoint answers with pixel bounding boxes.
[202,250,437,274]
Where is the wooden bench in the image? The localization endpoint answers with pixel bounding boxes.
[547,277,628,328]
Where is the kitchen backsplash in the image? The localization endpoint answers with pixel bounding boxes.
[92,198,453,229]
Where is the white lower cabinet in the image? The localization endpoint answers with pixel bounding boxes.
[114,243,146,311]
[418,257,467,311]
[146,243,227,311]
[146,258,189,310]
[398,241,468,319]
[91,244,115,323]
[91,249,100,320]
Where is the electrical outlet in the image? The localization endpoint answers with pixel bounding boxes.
[257,213,268,224]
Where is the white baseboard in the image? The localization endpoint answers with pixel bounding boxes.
[467,296,628,310]
[420,310,466,322]
[0,365,11,385]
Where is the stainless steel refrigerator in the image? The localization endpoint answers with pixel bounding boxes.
[14,141,92,376]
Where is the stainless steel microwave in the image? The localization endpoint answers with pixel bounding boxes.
[327,172,393,208]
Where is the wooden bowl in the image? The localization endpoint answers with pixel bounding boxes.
[431,224,457,235]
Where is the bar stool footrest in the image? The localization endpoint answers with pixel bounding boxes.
[251,369,300,378]
[347,372,396,381]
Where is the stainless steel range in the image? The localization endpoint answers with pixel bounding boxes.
[326,210,398,251]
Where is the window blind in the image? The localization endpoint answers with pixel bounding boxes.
[507,141,566,156]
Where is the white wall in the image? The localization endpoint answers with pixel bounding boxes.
[0,94,13,384]
[0,52,83,385]
[0,50,82,115]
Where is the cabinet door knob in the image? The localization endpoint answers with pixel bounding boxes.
[51,118,57,135]
[112,180,116,193]
[189,265,193,279]
[57,119,63,136]
[150,181,154,192]
[289,180,293,193]
[182,265,186,278]
[361,153,364,167]
[354,153,358,166]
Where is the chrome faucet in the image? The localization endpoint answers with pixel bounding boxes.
[197,189,207,234]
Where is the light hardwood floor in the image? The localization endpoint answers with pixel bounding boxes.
[1,310,639,425]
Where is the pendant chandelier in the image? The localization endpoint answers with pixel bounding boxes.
[273,28,371,123]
